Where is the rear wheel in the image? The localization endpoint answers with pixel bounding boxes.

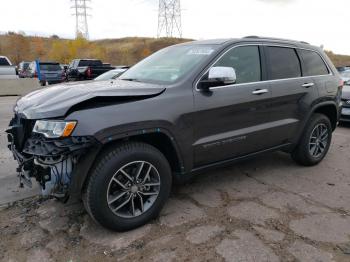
[291,113,332,166]
[83,142,172,231]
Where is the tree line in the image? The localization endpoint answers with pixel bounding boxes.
[0,32,349,67]
[0,32,189,66]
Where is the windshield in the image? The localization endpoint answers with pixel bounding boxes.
[120,45,217,84]
[94,69,126,81]
[40,63,61,71]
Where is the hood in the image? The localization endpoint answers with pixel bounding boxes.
[342,85,350,100]
[16,80,166,119]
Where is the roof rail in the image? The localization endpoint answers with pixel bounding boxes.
[243,36,309,45]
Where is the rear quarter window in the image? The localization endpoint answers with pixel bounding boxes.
[298,49,329,76]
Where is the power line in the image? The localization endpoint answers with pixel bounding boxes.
[157,0,182,38]
[71,0,91,39]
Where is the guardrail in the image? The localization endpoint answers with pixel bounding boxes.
[0,79,41,96]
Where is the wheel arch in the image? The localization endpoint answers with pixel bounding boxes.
[101,131,185,174]
[289,101,338,152]
[312,102,338,130]
[70,128,185,199]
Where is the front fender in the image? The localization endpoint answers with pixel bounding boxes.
[94,121,189,171]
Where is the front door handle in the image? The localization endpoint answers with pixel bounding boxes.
[302,83,315,88]
[252,89,269,95]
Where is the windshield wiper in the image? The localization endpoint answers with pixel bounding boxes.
[121,78,142,82]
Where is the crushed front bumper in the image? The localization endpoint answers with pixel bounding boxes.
[6,115,100,200]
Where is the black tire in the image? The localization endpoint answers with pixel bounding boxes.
[40,81,46,86]
[291,113,332,166]
[83,142,172,231]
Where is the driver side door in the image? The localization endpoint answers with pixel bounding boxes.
[193,45,274,167]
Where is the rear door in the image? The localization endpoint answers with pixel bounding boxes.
[297,48,333,95]
[193,44,274,166]
[264,45,318,146]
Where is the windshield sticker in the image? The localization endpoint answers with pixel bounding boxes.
[187,48,214,56]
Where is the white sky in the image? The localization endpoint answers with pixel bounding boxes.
[1,0,349,55]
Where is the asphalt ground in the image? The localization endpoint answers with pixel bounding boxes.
[0,96,350,261]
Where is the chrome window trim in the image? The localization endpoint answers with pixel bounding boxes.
[195,43,333,92]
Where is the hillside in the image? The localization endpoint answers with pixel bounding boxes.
[0,33,191,66]
[0,33,349,67]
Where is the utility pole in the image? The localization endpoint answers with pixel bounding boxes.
[157,0,182,38]
[71,0,91,39]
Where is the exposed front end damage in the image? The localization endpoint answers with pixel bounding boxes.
[6,114,98,200]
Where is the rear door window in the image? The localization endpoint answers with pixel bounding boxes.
[298,49,329,76]
[266,46,301,80]
[213,46,261,84]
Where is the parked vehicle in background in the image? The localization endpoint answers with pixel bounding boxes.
[66,59,114,81]
[28,61,64,86]
[18,61,31,78]
[94,67,129,81]
[0,56,18,79]
[60,64,69,81]
[336,66,350,72]
[60,64,68,70]
[339,70,350,85]
[7,37,342,232]
[339,79,350,122]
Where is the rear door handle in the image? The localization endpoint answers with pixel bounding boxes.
[302,83,315,88]
[252,89,269,95]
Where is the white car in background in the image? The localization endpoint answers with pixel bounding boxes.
[340,70,350,85]
[0,56,18,79]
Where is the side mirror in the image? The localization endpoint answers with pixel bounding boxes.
[198,67,236,90]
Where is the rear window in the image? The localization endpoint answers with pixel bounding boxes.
[78,60,102,67]
[39,63,61,71]
[298,49,329,76]
[266,47,301,80]
[0,57,10,66]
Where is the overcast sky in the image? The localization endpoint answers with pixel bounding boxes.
[1,0,349,55]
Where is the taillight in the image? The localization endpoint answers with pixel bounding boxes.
[340,80,344,90]
[86,67,92,78]
[34,72,38,78]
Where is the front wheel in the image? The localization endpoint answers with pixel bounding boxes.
[83,142,172,231]
[291,113,332,166]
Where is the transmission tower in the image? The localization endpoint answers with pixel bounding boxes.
[71,0,91,39]
[157,0,182,38]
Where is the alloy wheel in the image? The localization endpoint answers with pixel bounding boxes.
[106,161,161,218]
[309,123,329,158]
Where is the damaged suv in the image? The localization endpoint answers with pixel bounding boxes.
[7,37,342,231]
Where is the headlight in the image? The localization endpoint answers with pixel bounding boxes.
[33,120,77,138]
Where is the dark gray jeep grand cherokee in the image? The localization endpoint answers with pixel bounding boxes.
[7,37,343,231]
